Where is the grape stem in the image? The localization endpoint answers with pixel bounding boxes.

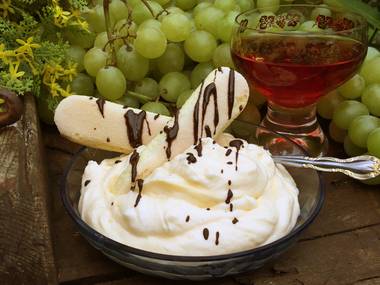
[369,28,378,45]
[103,0,117,66]
[155,8,169,20]
[140,0,155,17]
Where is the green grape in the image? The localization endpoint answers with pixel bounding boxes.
[138,19,161,31]
[66,45,85,72]
[110,0,129,23]
[212,43,234,68]
[64,29,95,49]
[236,0,255,11]
[156,43,185,74]
[194,7,224,37]
[132,1,163,24]
[114,19,137,37]
[360,57,380,85]
[96,66,127,100]
[84,47,108,77]
[159,71,191,102]
[70,73,94,96]
[217,11,239,43]
[364,47,380,63]
[134,77,159,100]
[164,6,185,15]
[184,30,217,62]
[176,89,193,108]
[332,100,369,130]
[94,32,122,52]
[310,5,331,20]
[152,0,170,6]
[115,95,140,108]
[141,102,171,116]
[257,0,280,13]
[328,122,346,143]
[299,20,322,32]
[182,70,192,80]
[116,45,149,81]
[193,2,212,16]
[348,115,380,148]
[344,136,367,157]
[175,0,197,10]
[316,90,344,120]
[367,128,380,158]
[361,84,380,116]
[161,13,191,42]
[190,62,214,88]
[134,27,167,59]
[338,74,365,99]
[85,5,107,33]
[214,0,235,13]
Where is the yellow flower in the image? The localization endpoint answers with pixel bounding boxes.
[16,37,40,58]
[0,98,4,104]
[8,62,25,80]
[0,0,15,18]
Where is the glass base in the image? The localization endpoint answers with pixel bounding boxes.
[257,102,328,157]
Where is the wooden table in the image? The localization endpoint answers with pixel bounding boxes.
[1,96,380,284]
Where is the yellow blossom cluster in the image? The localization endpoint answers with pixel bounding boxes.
[50,0,89,31]
[0,37,40,80]
[42,62,77,97]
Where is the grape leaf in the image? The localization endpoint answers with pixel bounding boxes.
[325,0,380,29]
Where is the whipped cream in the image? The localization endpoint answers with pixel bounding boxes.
[79,136,300,256]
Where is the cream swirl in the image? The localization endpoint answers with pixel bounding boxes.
[79,137,300,256]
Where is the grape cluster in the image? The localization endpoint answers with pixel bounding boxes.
[64,0,259,116]
[317,47,380,184]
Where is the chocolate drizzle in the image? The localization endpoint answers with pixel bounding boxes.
[106,137,110,142]
[201,82,219,136]
[163,112,179,160]
[215,231,220,245]
[228,180,231,186]
[193,81,204,144]
[225,149,232,156]
[124,110,147,148]
[84,180,91,187]
[186,152,197,164]
[145,119,151,136]
[114,160,122,164]
[203,228,209,240]
[232,217,239,224]
[225,189,233,204]
[230,203,233,212]
[96,98,106,118]
[227,69,235,119]
[194,140,203,157]
[229,139,244,171]
[154,113,160,120]
[186,215,190,222]
[129,150,140,189]
[134,179,144,207]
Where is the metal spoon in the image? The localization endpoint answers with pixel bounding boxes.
[272,155,380,180]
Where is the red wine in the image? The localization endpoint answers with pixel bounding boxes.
[232,34,366,108]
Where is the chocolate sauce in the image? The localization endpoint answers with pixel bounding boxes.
[134,179,144,207]
[215,231,220,245]
[123,105,128,109]
[229,203,233,212]
[232,217,239,224]
[129,150,140,187]
[203,228,209,240]
[204,125,212,137]
[106,137,110,142]
[229,139,244,171]
[228,180,231,186]
[154,113,160,120]
[114,160,122,164]
[202,82,219,136]
[186,152,197,164]
[145,119,151,136]
[206,208,210,211]
[193,81,204,144]
[227,161,233,165]
[194,140,203,157]
[84,180,91,187]
[96,98,106,118]
[239,105,243,111]
[89,97,94,100]
[225,149,232,156]
[124,110,147,148]
[225,189,233,204]
[227,69,235,119]
[186,215,190,222]
[217,66,223,72]
[221,169,224,174]
[163,111,179,160]
[212,140,216,144]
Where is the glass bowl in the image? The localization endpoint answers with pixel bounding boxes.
[60,124,324,280]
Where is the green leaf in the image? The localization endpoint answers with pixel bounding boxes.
[325,0,380,30]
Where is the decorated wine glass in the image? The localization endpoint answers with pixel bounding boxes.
[231,4,368,156]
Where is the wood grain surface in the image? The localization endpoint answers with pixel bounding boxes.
[0,95,57,285]
[42,127,380,285]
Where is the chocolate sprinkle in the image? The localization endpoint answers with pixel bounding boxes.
[186,215,190,222]
[96,98,106,118]
[89,97,94,100]
[215,231,220,245]
[232,217,239,224]
[239,105,243,111]
[203,228,209,240]
[154,113,160,120]
[225,149,232,156]
[114,160,122,164]
[228,180,231,186]
[227,69,235,119]
[186,152,197,164]
[106,137,110,142]
[230,203,233,212]
[225,189,233,204]
[206,208,210,211]
[93,127,96,130]
[221,169,224,174]
[84,180,91,187]
[227,161,233,165]
[111,202,114,206]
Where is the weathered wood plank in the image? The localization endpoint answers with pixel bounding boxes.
[0,94,57,285]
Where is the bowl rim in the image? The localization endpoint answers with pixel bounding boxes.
[60,126,325,262]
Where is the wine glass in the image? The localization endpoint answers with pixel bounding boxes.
[231,4,368,156]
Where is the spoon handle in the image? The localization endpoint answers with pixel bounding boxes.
[272,155,380,180]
